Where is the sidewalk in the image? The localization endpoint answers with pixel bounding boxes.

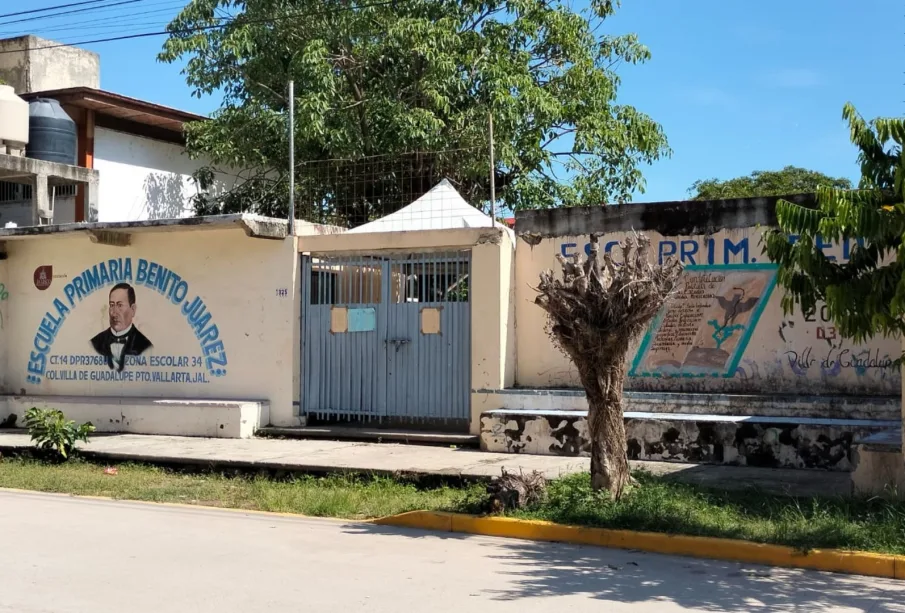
[0,431,850,497]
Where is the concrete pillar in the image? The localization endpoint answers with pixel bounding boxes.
[33,174,50,225]
[85,178,99,222]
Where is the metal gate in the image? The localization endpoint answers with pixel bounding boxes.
[301,251,471,425]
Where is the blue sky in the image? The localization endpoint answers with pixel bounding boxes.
[9,0,903,203]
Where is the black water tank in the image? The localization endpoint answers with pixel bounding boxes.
[26,98,77,165]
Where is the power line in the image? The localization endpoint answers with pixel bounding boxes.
[0,0,147,27]
[0,2,190,37]
[0,1,397,54]
[0,0,117,20]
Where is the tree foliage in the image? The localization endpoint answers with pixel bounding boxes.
[763,104,904,344]
[689,166,852,200]
[159,0,669,222]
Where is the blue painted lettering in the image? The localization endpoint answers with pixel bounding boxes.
[172,280,188,305]
[98,261,111,286]
[136,259,149,284]
[53,298,69,318]
[64,283,76,306]
[182,296,200,316]
[109,259,121,283]
[155,266,172,295]
[82,265,100,294]
[72,277,86,301]
[147,262,159,287]
[815,235,835,261]
[723,238,749,264]
[659,240,677,265]
[560,243,577,257]
[198,323,219,344]
[680,240,698,265]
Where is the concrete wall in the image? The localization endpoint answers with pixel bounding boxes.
[0,36,99,94]
[94,128,239,222]
[514,197,901,396]
[0,224,300,430]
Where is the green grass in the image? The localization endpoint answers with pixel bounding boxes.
[3,456,905,554]
[513,471,905,555]
[0,456,484,519]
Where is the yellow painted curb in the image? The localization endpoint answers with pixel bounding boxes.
[373,511,905,580]
[5,486,903,580]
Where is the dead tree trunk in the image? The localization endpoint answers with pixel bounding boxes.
[582,357,630,493]
[535,234,682,498]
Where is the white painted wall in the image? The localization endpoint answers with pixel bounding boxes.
[94,127,239,222]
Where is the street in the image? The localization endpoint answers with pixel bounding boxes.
[1,490,903,612]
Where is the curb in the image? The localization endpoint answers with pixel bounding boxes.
[374,511,905,580]
[3,485,903,579]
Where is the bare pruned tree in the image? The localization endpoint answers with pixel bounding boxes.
[535,234,683,498]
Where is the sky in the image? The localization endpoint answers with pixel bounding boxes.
[7,0,903,203]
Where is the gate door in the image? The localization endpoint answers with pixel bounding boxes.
[301,251,471,424]
[385,252,471,422]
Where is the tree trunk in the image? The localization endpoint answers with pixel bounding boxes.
[581,357,631,498]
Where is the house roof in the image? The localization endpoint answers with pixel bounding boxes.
[21,87,205,138]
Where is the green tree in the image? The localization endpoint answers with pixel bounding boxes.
[159,0,669,223]
[689,166,852,200]
[763,104,904,344]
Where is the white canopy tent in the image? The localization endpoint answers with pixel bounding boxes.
[346,179,507,234]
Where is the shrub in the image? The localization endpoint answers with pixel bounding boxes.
[23,407,95,460]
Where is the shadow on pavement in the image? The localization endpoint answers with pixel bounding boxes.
[344,523,905,612]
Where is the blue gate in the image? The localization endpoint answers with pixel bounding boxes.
[301,252,471,425]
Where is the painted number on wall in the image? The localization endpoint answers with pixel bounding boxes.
[817,327,837,341]
[803,304,831,323]
[276,288,288,298]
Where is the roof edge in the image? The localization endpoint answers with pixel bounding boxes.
[0,214,289,240]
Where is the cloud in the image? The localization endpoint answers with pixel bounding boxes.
[761,69,822,89]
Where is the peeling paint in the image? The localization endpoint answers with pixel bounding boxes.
[480,411,895,471]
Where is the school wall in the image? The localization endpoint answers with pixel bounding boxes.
[513,197,901,396]
[0,222,300,433]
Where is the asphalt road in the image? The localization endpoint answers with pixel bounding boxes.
[1,490,903,612]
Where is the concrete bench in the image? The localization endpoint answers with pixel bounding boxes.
[851,428,905,496]
[480,408,899,472]
[477,388,900,420]
[0,395,269,439]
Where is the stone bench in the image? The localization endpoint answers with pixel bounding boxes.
[851,428,905,496]
[0,395,269,439]
[476,388,900,420]
[480,408,899,471]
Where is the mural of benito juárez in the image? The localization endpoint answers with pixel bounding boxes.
[91,283,153,371]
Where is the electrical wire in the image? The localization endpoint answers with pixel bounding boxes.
[0,0,120,20]
[0,2,195,37]
[0,0,397,54]
[0,0,147,27]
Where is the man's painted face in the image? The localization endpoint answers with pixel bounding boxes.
[108,288,135,333]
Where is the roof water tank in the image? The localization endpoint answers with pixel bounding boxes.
[0,84,29,156]
[26,98,77,165]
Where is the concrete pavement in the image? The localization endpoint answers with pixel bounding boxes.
[0,431,850,496]
[0,489,901,612]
